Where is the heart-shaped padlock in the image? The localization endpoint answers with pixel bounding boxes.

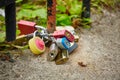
[28,30,45,54]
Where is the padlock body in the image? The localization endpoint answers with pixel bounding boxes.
[47,42,58,61]
[18,20,37,35]
[28,37,45,54]
[74,35,79,42]
[68,42,78,54]
[56,37,71,49]
[53,30,74,42]
[55,49,69,65]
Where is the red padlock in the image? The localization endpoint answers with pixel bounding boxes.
[52,30,74,42]
[18,20,37,35]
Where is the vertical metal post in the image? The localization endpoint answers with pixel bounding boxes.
[47,0,56,33]
[5,2,16,42]
[81,0,91,18]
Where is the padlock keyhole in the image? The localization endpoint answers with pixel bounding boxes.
[66,41,70,47]
[50,53,54,57]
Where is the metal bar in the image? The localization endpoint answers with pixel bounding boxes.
[47,0,56,33]
[81,0,91,18]
[5,2,16,42]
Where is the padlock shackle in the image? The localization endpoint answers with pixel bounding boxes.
[35,25,46,31]
[33,30,38,38]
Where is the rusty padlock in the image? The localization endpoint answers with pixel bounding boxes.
[28,30,45,54]
[47,42,58,61]
[52,30,74,42]
[56,37,71,50]
[55,49,69,65]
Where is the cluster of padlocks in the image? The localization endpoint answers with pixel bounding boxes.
[17,20,78,65]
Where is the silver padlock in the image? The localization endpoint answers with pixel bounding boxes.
[47,42,58,61]
[55,49,69,65]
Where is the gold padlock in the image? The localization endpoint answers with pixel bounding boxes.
[55,49,69,65]
[74,35,79,42]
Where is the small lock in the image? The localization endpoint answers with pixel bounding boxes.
[47,42,58,61]
[68,42,78,54]
[18,20,37,35]
[74,35,79,42]
[28,30,45,54]
[56,37,71,49]
[18,20,47,35]
[55,49,69,65]
[53,30,74,42]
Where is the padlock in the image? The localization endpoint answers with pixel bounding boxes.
[55,49,69,65]
[70,30,79,42]
[18,20,37,35]
[18,20,47,35]
[52,30,74,42]
[47,42,58,61]
[28,31,45,54]
[56,26,75,33]
[56,26,79,42]
[56,37,71,50]
[68,42,78,54]
[74,35,79,42]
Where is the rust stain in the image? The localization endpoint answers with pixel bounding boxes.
[47,0,56,33]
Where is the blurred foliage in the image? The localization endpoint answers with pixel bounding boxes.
[56,0,82,26]
[0,32,5,42]
[15,0,83,27]
[0,0,119,28]
[14,0,120,27]
[0,0,120,42]
[16,2,47,27]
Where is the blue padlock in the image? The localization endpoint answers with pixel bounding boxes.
[68,42,78,54]
[56,37,71,49]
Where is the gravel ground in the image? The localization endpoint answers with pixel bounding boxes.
[0,9,120,80]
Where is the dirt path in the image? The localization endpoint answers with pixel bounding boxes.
[0,9,120,80]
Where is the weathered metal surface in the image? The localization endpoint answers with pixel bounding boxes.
[74,35,79,42]
[47,0,56,33]
[47,42,58,61]
[55,49,69,65]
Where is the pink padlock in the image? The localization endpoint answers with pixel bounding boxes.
[52,30,75,42]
